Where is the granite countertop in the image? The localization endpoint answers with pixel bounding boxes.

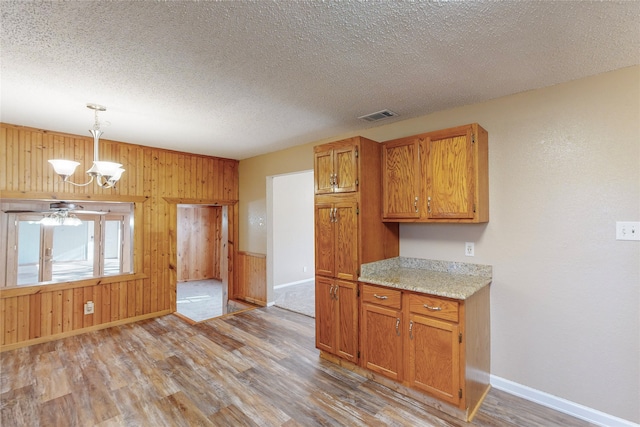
[359,257,492,300]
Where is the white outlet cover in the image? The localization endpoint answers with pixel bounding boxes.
[465,242,475,256]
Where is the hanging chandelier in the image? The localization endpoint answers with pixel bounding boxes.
[48,103,125,188]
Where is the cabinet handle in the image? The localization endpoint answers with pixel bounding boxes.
[395,318,401,336]
[329,285,335,299]
[427,196,431,214]
[332,207,337,222]
[414,196,419,213]
[373,294,388,300]
[333,173,338,188]
[423,304,442,311]
[409,320,414,340]
[334,286,339,300]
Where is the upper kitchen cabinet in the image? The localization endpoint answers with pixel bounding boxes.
[382,123,489,223]
[314,139,359,194]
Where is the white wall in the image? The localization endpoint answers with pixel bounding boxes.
[239,66,640,423]
[272,171,314,286]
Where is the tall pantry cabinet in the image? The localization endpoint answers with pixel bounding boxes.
[314,137,399,363]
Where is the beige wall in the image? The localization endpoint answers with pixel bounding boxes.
[238,66,640,423]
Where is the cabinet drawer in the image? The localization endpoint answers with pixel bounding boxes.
[362,284,402,309]
[409,293,459,322]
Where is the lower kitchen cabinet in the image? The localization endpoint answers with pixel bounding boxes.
[408,313,461,405]
[357,282,490,422]
[315,276,358,363]
[361,301,403,381]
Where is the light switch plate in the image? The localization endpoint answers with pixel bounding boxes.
[616,221,640,241]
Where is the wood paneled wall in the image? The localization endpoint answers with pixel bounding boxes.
[236,251,267,306]
[177,206,222,282]
[0,123,239,350]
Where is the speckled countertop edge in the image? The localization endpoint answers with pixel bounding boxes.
[359,257,492,300]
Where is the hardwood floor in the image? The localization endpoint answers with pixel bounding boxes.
[1,307,597,427]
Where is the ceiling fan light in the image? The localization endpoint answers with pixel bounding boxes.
[49,159,80,177]
[63,215,82,226]
[40,215,60,226]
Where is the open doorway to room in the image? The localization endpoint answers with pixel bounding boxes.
[268,170,315,317]
[175,204,249,322]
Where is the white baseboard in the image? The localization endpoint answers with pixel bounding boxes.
[490,375,639,427]
[273,278,314,290]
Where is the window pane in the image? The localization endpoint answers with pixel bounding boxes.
[17,221,41,286]
[51,221,95,282]
[104,220,122,276]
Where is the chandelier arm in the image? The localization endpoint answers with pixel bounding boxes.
[60,175,95,187]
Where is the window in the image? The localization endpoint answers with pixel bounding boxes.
[1,200,133,287]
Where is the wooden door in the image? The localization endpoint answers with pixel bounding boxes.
[408,313,461,405]
[335,279,358,363]
[315,276,336,354]
[314,203,334,278]
[382,138,421,219]
[333,145,358,193]
[333,201,358,281]
[425,125,475,220]
[361,303,403,381]
[314,149,334,194]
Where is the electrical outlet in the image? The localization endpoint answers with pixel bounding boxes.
[616,221,640,241]
[465,242,475,257]
[84,301,94,315]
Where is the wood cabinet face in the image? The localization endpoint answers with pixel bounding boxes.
[425,128,475,220]
[315,276,336,354]
[334,202,358,281]
[361,302,403,381]
[334,146,358,193]
[335,279,358,362]
[382,138,421,219]
[382,123,488,223]
[408,313,461,405]
[315,277,358,363]
[314,201,358,281]
[314,150,334,194]
[314,203,335,277]
[314,143,358,194]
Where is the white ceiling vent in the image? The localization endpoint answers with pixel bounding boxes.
[358,109,398,122]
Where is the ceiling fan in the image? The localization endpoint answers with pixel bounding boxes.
[2,201,107,226]
[2,201,107,215]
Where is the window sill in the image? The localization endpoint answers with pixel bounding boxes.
[0,272,149,297]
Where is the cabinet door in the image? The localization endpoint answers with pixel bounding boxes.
[361,303,403,381]
[334,201,358,281]
[335,279,358,363]
[382,138,421,219]
[424,126,475,219]
[408,313,461,405]
[314,149,334,194]
[334,145,358,193]
[314,203,334,277]
[315,276,336,354]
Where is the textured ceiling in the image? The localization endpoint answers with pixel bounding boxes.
[1,1,639,160]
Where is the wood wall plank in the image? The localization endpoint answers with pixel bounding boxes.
[235,252,267,306]
[0,123,239,350]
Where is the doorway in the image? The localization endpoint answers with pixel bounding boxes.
[175,204,249,322]
[267,170,316,317]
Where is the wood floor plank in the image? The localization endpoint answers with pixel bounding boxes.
[0,307,599,427]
